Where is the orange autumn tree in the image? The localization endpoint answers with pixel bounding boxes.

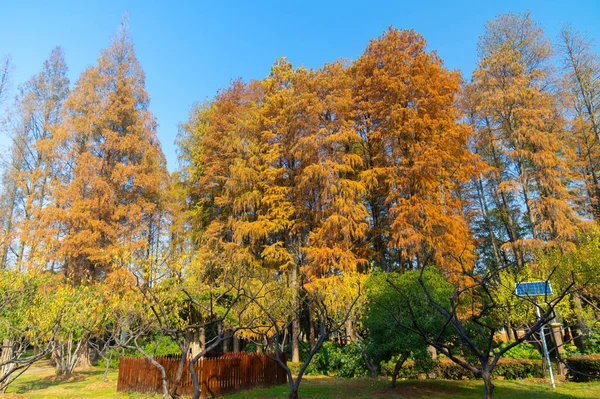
[351,28,475,275]
[178,59,370,361]
[466,13,581,273]
[176,78,266,279]
[302,61,369,276]
[0,47,69,270]
[224,61,322,362]
[559,26,600,220]
[43,21,169,281]
[178,30,478,366]
[176,79,268,356]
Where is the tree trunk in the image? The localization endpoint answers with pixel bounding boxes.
[506,325,514,341]
[189,357,200,399]
[291,266,300,363]
[540,348,547,376]
[572,293,588,352]
[200,328,206,354]
[52,347,62,376]
[233,335,240,353]
[189,329,203,359]
[391,352,409,388]
[307,301,315,349]
[362,350,377,378]
[170,339,191,399]
[291,319,299,362]
[77,338,92,369]
[482,372,494,399]
[288,385,299,399]
[53,342,68,376]
[158,364,169,399]
[345,319,357,343]
[0,339,15,393]
[475,176,505,272]
[223,334,230,353]
[102,351,111,382]
[0,184,17,269]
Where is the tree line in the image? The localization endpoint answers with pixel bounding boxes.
[1,11,599,399]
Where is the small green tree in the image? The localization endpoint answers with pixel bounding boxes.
[47,282,106,376]
[364,269,452,387]
[0,270,64,391]
[375,265,575,399]
[534,231,600,353]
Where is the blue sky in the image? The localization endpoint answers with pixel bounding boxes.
[1,0,599,171]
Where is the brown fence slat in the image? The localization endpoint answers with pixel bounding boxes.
[117,351,286,398]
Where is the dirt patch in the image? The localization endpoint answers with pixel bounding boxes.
[43,373,86,383]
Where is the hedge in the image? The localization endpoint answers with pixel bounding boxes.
[491,359,543,380]
[566,354,600,382]
[381,358,543,380]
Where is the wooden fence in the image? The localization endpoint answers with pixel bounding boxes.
[117,352,288,398]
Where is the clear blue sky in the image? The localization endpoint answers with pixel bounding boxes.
[1,0,599,171]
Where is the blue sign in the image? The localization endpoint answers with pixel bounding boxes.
[515,281,553,297]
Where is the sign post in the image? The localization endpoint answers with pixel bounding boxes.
[515,281,555,389]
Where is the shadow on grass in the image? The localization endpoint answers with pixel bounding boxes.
[223,377,600,399]
[13,373,88,393]
[381,380,586,399]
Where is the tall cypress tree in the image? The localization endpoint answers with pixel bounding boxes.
[46,19,169,280]
[0,48,69,270]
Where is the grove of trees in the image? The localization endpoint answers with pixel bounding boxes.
[1,11,600,399]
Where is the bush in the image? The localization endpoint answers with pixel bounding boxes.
[334,343,369,378]
[305,341,368,378]
[242,343,257,353]
[566,354,600,382]
[141,335,180,357]
[433,359,476,380]
[387,358,543,381]
[584,329,600,355]
[491,358,542,379]
[564,343,582,357]
[495,341,541,360]
[380,356,435,379]
[97,348,124,369]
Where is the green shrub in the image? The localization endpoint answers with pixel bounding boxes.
[335,343,368,378]
[305,341,368,378]
[566,354,600,382]
[98,348,125,369]
[495,341,541,360]
[242,343,257,353]
[141,336,180,357]
[285,341,311,362]
[380,356,435,379]
[584,329,600,355]
[491,358,542,379]
[287,362,302,375]
[392,358,543,381]
[563,343,582,357]
[433,359,476,380]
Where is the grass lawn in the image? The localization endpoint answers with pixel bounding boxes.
[3,364,600,398]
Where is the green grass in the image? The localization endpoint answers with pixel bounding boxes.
[3,365,600,398]
[1,367,150,399]
[224,377,600,399]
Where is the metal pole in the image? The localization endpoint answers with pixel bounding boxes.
[536,305,556,388]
